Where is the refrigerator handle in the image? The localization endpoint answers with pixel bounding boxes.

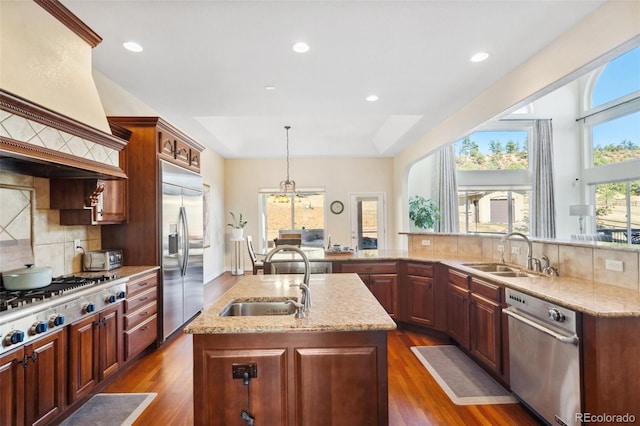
[179,206,189,276]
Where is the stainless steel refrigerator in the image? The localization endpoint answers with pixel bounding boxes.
[161,160,204,340]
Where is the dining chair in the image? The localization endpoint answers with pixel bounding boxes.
[273,238,302,247]
[246,235,264,274]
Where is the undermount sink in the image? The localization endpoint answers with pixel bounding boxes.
[219,300,297,317]
[462,263,539,278]
[462,263,518,273]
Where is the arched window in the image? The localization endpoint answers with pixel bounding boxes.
[591,47,640,108]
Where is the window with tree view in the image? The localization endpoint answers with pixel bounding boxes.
[455,130,529,170]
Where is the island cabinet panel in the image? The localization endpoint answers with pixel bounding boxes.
[582,315,640,419]
[340,262,398,318]
[295,347,378,425]
[193,330,389,426]
[196,348,287,426]
[0,347,25,426]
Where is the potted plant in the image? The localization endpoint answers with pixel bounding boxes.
[409,196,441,231]
[227,212,247,239]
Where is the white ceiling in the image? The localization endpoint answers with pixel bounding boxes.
[63,0,605,159]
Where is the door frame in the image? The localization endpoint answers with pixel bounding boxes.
[349,192,387,250]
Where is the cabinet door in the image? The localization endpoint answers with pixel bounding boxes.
[24,329,66,426]
[194,348,287,426]
[408,275,435,326]
[369,274,397,318]
[0,347,25,426]
[97,179,127,223]
[446,283,470,348]
[470,293,502,374]
[296,346,380,426]
[100,303,124,380]
[68,314,99,402]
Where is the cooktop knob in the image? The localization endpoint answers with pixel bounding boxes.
[117,290,126,299]
[30,321,48,335]
[49,314,65,327]
[83,302,96,313]
[548,308,565,322]
[105,294,117,304]
[4,330,25,346]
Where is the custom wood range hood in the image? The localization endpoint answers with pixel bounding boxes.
[0,1,128,180]
[0,90,128,179]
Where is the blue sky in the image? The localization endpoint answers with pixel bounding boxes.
[457,47,639,154]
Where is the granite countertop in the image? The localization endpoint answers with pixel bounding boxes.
[184,274,397,334]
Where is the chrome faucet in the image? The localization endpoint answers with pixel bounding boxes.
[500,232,534,271]
[265,246,311,317]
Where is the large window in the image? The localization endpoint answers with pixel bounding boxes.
[455,127,532,235]
[458,190,530,234]
[259,191,325,249]
[594,180,640,244]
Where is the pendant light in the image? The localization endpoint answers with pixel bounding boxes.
[274,125,297,203]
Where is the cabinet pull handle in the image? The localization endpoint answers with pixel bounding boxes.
[139,296,149,302]
[140,311,149,316]
[140,326,149,331]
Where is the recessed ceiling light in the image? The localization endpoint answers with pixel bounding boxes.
[470,52,489,62]
[292,42,310,53]
[264,86,276,91]
[123,41,143,53]
[366,95,379,102]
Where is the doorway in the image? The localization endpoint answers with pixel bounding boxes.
[349,193,386,250]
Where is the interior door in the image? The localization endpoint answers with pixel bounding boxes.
[349,193,386,250]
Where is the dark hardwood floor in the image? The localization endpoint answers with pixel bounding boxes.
[102,272,542,425]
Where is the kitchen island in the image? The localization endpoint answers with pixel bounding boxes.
[184,273,396,426]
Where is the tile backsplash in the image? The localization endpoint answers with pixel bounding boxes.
[0,171,101,276]
[407,233,640,293]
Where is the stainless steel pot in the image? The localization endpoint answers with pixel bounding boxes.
[2,264,52,290]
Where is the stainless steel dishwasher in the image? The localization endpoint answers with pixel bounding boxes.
[503,288,581,426]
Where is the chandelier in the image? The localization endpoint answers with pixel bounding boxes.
[273,125,297,203]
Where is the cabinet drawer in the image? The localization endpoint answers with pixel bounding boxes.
[341,262,397,274]
[470,278,501,301]
[127,273,157,298]
[448,269,469,289]
[407,263,433,277]
[125,315,158,360]
[124,302,158,330]
[125,287,157,313]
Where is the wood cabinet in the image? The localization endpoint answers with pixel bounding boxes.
[445,268,506,380]
[0,347,25,426]
[405,263,436,327]
[340,262,398,317]
[446,269,470,348]
[102,117,204,268]
[50,178,127,225]
[24,329,67,426]
[68,303,124,403]
[123,273,158,360]
[193,330,388,426]
[469,278,503,375]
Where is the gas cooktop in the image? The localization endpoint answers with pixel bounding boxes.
[0,273,118,312]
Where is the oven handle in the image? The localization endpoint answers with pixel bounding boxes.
[503,307,579,345]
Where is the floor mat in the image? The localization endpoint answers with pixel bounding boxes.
[60,393,157,426]
[411,345,517,405]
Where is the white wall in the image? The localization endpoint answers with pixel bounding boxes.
[224,157,395,270]
[0,1,110,133]
[394,1,640,242]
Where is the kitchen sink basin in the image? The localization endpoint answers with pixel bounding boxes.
[462,263,540,278]
[220,300,297,317]
[462,263,519,273]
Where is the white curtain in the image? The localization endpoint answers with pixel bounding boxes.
[432,144,459,233]
[531,119,556,238]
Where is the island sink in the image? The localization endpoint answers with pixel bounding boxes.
[220,300,297,316]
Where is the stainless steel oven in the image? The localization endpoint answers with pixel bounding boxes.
[503,288,581,426]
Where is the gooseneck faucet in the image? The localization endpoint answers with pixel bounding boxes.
[500,232,534,270]
[265,246,311,317]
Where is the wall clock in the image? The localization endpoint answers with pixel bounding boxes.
[330,200,344,215]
